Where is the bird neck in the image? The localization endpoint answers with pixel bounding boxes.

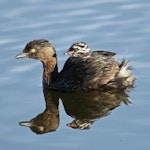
[42,59,58,87]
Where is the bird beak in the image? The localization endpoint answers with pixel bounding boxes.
[64,50,69,55]
[64,52,69,55]
[19,121,33,127]
[64,50,75,55]
[15,52,29,59]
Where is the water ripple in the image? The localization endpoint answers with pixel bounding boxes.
[0,1,150,149]
[9,62,39,73]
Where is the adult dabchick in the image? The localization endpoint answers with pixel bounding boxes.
[16,39,135,92]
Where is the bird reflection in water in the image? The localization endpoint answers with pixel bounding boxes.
[19,88,59,134]
[19,88,131,134]
[61,90,131,130]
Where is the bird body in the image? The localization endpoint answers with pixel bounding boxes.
[16,39,135,92]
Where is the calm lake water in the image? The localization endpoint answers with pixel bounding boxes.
[0,0,150,150]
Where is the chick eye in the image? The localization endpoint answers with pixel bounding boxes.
[80,45,85,48]
[30,49,36,53]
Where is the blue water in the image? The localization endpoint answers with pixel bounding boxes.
[0,0,150,149]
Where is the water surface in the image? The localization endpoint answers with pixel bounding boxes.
[0,0,150,150]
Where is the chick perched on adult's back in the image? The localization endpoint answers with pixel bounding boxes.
[64,42,135,90]
[16,39,135,92]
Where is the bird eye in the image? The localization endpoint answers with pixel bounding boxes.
[80,45,85,48]
[30,49,36,53]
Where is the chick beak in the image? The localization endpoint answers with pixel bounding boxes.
[15,52,29,59]
[64,49,75,55]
